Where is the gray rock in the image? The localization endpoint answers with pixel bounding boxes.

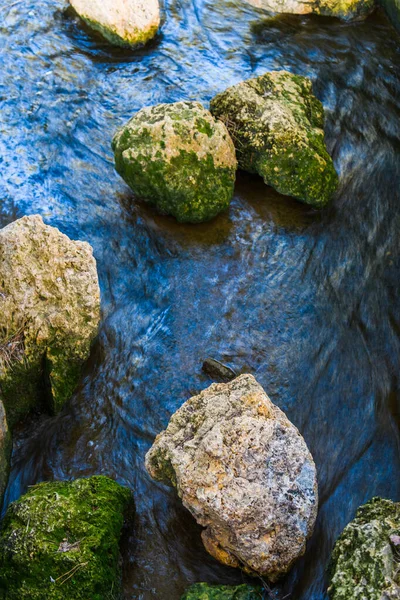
[146,374,318,581]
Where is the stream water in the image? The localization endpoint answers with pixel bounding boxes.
[1,0,400,598]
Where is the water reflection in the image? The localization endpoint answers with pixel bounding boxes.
[0,0,399,598]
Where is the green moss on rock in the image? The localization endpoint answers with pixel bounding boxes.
[210,71,338,208]
[0,476,132,600]
[181,583,263,599]
[112,101,237,223]
[0,215,101,427]
[328,497,400,600]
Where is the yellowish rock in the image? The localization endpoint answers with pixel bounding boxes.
[0,215,101,425]
[69,0,161,48]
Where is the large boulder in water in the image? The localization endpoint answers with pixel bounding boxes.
[0,476,132,599]
[181,583,263,599]
[0,215,101,425]
[0,400,11,509]
[328,497,400,600]
[69,0,160,48]
[146,374,318,581]
[112,101,237,223]
[210,71,338,208]
[244,0,374,19]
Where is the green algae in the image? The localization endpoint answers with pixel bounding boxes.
[181,583,264,599]
[0,476,132,600]
[328,497,400,600]
[210,70,338,208]
[112,102,237,224]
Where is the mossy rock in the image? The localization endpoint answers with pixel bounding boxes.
[328,497,400,599]
[0,215,101,427]
[112,101,237,223]
[0,476,132,599]
[181,583,264,599]
[210,71,338,208]
[69,0,160,48]
[244,0,374,20]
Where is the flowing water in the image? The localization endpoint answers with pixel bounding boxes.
[1,0,400,598]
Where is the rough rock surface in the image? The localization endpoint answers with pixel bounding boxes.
[210,70,338,208]
[112,101,237,223]
[69,0,160,48]
[0,476,132,599]
[0,215,101,425]
[181,583,263,599]
[328,498,400,600]
[244,0,374,19]
[146,374,318,581]
[0,400,11,509]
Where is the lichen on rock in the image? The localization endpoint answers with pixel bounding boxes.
[146,374,318,581]
[0,215,101,426]
[328,497,400,600]
[210,70,338,208]
[244,0,374,20]
[0,476,132,599]
[112,101,237,223]
[69,0,160,48]
[181,582,264,599]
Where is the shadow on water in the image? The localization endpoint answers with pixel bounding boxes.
[0,0,400,597]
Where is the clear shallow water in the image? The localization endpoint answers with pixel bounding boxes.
[0,1,400,598]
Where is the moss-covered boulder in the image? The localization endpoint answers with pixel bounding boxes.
[244,0,374,20]
[0,215,101,426]
[0,476,132,600]
[210,71,338,208]
[0,400,11,510]
[181,583,264,599]
[112,101,237,223]
[69,0,160,48]
[328,497,400,600]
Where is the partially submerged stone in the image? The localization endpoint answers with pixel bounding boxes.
[69,0,160,48]
[0,400,11,510]
[0,476,132,599]
[0,215,101,426]
[328,497,400,600]
[146,374,318,581]
[181,583,263,599]
[210,71,338,208]
[244,0,374,20]
[112,101,237,223]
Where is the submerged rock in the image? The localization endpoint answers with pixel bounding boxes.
[380,0,400,32]
[210,70,338,208]
[0,476,132,599]
[202,358,237,382]
[328,497,400,600]
[244,0,374,20]
[0,215,101,426]
[181,583,263,599]
[69,0,160,48]
[146,374,318,581]
[112,101,237,223]
[0,400,10,509]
